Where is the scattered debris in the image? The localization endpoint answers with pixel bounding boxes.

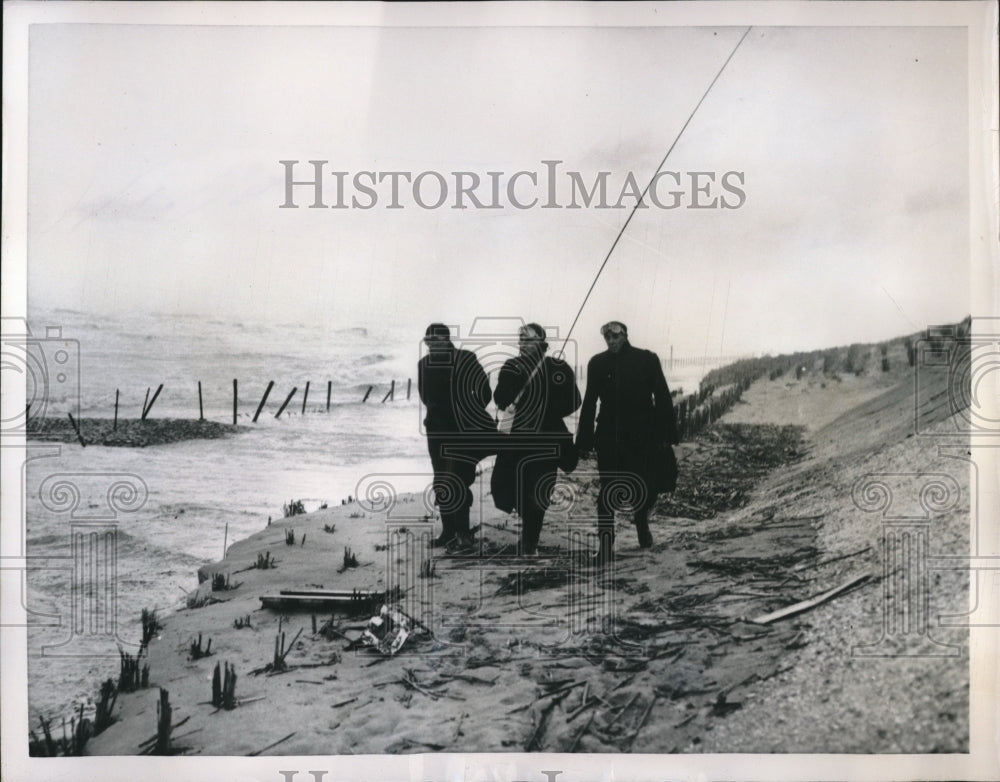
[141,608,162,646]
[568,711,596,752]
[710,690,742,717]
[187,591,223,609]
[657,424,807,521]
[93,679,117,735]
[339,547,359,573]
[189,633,213,660]
[151,688,174,755]
[283,499,306,518]
[210,661,239,709]
[118,645,150,693]
[361,605,409,655]
[211,572,241,592]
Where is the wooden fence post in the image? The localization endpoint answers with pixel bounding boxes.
[301,381,310,415]
[233,380,238,425]
[275,387,298,419]
[362,386,373,403]
[114,390,119,431]
[198,381,204,421]
[67,413,86,448]
[253,381,275,423]
[381,380,395,403]
[406,378,412,400]
[326,381,332,412]
[142,384,163,421]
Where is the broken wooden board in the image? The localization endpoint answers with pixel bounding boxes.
[749,573,871,625]
[259,589,388,612]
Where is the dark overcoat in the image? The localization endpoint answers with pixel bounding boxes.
[491,354,581,513]
[576,342,679,493]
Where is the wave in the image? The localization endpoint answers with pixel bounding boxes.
[334,327,368,338]
[357,353,392,365]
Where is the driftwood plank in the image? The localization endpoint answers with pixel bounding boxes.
[750,574,870,624]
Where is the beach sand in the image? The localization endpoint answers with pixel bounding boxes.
[80,363,970,756]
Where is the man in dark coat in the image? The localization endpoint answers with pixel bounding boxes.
[418,323,495,548]
[492,323,581,555]
[575,321,679,566]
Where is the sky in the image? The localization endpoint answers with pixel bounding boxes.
[25,20,972,363]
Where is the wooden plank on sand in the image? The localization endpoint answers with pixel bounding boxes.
[749,574,870,625]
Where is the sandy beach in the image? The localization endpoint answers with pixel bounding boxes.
[70,347,970,757]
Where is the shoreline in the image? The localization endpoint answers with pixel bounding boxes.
[26,417,245,447]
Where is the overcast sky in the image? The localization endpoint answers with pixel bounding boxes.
[27,21,970,360]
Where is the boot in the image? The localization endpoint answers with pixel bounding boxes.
[431,532,456,548]
[634,512,653,549]
[431,514,456,548]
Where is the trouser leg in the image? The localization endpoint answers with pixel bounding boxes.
[595,477,616,566]
[596,479,616,542]
[518,461,554,555]
[632,469,657,547]
[429,438,457,545]
[430,437,481,545]
[520,505,543,554]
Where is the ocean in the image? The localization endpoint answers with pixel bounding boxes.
[17,308,716,725]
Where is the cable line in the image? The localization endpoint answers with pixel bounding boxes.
[558,26,753,358]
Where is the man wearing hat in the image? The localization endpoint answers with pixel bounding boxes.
[492,323,582,555]
[418,323,495,549]
[576,321,679,566]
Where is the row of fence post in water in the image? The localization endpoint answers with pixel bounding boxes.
[108,378,415,428]
[108,373,751,447]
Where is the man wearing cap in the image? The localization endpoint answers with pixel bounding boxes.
[492,323,581,555]
[576,321,679,566]
[418,323,495,549]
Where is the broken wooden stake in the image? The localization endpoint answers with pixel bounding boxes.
[67,412,86,447]
[142,383,164,420]
[153,688,172,755]
[568,711,595,752]
[248,731,296,756]
[606,692,639,729]
[627,694,658,749]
